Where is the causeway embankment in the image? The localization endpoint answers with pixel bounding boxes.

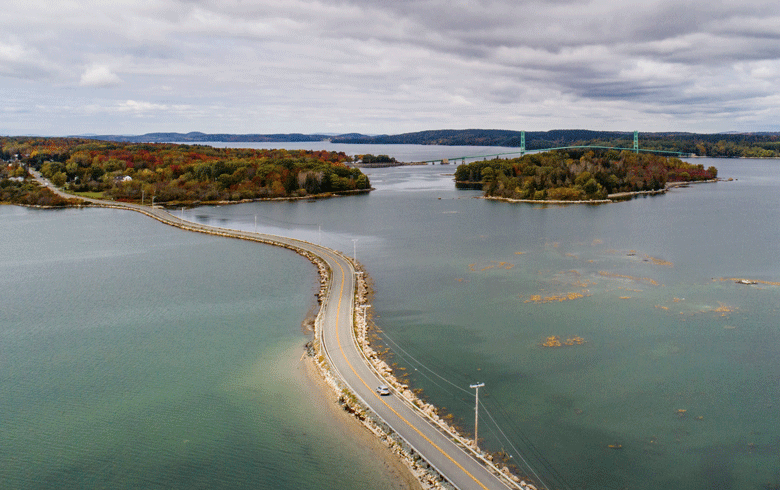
[28,170,530,490]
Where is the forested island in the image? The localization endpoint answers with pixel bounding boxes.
[0,137,370,207]
[454,149,718,201]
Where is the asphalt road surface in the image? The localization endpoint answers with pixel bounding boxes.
[29,172,514,490]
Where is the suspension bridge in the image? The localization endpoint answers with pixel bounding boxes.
[414,131,691,166]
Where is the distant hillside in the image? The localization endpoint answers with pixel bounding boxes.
[333,129,780,158]
[331,129,631,148]
[80,129,780,158]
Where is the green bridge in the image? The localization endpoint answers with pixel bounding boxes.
[424,131,691,165]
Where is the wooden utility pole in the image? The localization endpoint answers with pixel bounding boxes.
[470,382,485,449]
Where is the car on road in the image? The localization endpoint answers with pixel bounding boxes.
[376,384,391,396]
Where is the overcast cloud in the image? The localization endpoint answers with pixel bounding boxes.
[2,0,778,135]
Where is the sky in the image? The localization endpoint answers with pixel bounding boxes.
[2,0,779,136]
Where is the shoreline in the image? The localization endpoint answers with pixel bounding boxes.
[24,171,533,490]
[297,343,423,490]
[477,179,720,205]
[347,269,535,489]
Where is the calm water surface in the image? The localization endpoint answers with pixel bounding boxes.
[3,145,779,490]
[0,207,407,489]
[186,153,780,490]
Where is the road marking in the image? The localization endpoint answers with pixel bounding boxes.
[326,253,492,490]
[33,181,503,490]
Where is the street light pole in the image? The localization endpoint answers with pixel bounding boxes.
[351,238,358,261]
[470,382,485,449]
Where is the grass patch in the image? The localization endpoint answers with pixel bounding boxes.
[73,191,105,199]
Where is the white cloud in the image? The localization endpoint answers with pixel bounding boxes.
[118,99,167,113]
[79,65,123,87]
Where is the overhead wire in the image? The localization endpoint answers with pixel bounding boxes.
[180,208,573,488]
[372,326,572,490]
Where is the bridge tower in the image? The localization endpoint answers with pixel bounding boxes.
[633,131,639,153]
[520,130,526,156]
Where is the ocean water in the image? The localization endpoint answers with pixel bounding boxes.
[185,154,780,490]
[0,207,410,490]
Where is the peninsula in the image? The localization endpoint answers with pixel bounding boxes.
[0,137,370,207]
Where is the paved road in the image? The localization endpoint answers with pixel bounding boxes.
[30,173,515,490]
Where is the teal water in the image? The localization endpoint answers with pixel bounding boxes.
[187,155,780,489]
[0,207,410,489]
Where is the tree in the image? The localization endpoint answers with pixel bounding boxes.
[50,171,66,187]
[481,166,495,183]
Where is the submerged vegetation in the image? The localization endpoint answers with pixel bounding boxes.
[454,149,718,201]
[0,137,370,205]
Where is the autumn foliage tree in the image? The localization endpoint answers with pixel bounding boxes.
[454,149,717,201]
[1,138,371,205]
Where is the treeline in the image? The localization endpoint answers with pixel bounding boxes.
[454,149,718,201]
[0,137,370,205]
[332,129,780,158]
[87,132,331,143]
[358,154,397,164]
[28,130,780,158]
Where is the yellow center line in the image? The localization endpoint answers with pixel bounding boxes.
[325,252,491,490]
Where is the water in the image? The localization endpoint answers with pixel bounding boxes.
[0,207,409,490]
[181,141,526,163]
[4,146,779,489]
[183,153,780,490]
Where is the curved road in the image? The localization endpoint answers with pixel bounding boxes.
[32,172,515,490]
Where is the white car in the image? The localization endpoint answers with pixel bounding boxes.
[376,384,391,396]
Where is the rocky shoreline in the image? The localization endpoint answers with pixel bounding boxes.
[480,179,719,205]
[23,170,535,490]
[306,260,540,490]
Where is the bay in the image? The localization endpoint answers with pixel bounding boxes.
[0,207,411,490]
[186,148,780,490]
[4,142,779,490]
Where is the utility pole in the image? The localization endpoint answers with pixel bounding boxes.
[141,190,144,205]
[470,382,485,449]
[254,215,257,233]
[352,238,358,261]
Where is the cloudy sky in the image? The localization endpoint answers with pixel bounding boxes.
[2,0,779,136]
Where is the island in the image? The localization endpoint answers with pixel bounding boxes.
[454,149,718,202]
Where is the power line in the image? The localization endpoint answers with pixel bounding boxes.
[373,327,572,490]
